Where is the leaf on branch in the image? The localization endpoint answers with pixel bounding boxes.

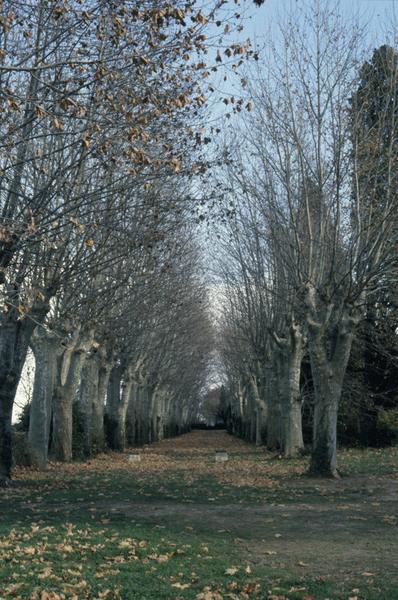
[170,158,181,173]
[60,97,78,111]
[7,98,20,111]
[81,133,91,149]
[35,105,46,118]
[195,11,208,25]
[52,118,63,130]
[27,216,36,233]
[0,227,11,242]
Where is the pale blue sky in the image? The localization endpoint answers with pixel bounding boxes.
[246,0,398,45]
[206,0,398,121]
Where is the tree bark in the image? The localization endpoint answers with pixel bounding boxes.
[249,373,267,446]
[51,329,94,462]
[0,298,48,483]
[27,329,58,469]
[105,364,122,449]
[92,353,112,453]
[266,362,282,450]
[115,370,134,451]
[78,351,100,456]
[282,325,305,458]
[308,316,355,477]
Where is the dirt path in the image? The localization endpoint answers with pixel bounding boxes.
[17,430,397,582]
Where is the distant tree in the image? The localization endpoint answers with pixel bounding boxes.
[350,45,398,442]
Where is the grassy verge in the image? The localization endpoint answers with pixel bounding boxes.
[0,439,397,599]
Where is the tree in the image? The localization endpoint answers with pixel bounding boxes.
[350,44,398,442]
[216,4,398,476]
[0,0,253,483]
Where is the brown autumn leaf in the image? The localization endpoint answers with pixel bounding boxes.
[52,118,63,130]
[297,561,309,567]
[243,582,260,594]
[170,158,181,173]
[81,133,91,149]
[195,588,223,600]
[38,567,52,580]
[382,515,397,525]
[35,105,46,118]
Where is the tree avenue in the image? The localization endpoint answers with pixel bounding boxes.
[0,0,257,483]
[214,5,398,477]
[1,0,398,487]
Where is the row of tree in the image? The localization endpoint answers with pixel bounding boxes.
[0,0,262,484]
[214,6,398,477]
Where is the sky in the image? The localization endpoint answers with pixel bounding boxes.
[248,0,398,32]
[242,0,398,48]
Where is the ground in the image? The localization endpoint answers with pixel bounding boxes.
[0,431,397,600]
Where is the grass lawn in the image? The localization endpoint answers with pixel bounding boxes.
[0,431,397,599]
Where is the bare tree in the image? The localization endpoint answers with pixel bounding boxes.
[216,4,398,476]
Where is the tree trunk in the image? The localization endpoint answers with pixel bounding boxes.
[126,382,138,446]
[105,365,122,449]
[283,328,305,458]
[308,318,355,477]
[0,308,46,483]
[150,386,161,442]
[51,329,94,462]
[92,358,112,453]
[115,372,134,451]
[249,373,267,446]
[27,330,58,469]
[78,352,100,456]
[266,362,282,450]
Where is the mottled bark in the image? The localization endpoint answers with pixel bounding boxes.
[78,351,100,456]
[0,299,48,483]
[308,312,356,477]
[282,325,305,458]
[150,386,162,442]
[115,370,135,451]
[27,329,58,469]
[126,382,138,446]
[105,364,122,449]
[249,373,267,446]
[51,329,94,462]
[266,362,281,450]
[92,354,112,453]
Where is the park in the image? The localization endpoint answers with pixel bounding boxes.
[1,431,397,598]
[0,0,398,598]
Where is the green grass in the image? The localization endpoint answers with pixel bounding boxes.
[1,513,397,600]
[0,443,397,599]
